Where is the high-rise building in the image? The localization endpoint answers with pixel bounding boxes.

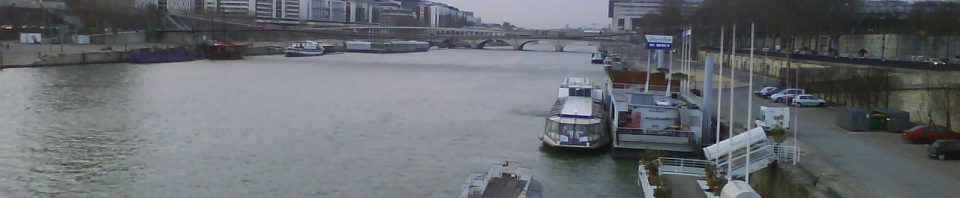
[204,0,256,16]
[254,0,300,19]
[135,0,197,14]
[1,0,67,10]
[608,0,702,32]
[397,0,475,28]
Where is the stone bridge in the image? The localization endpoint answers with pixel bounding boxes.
[159,14,634,52]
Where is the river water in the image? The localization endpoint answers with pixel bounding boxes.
[0,44,644,197]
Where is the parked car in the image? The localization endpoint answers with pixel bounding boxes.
[928,140,960,160]
[761,87,787,98]
[928,58,947,66]
[790,94,826,107]
[902,125,960,144]
[755,87,777,96]
[770,89,805,102]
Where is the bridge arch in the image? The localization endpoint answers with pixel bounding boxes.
[516,40,541,51]
[477,39,511,49]
[441,39,474,49]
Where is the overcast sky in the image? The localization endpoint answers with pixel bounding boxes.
[432,0,611,29]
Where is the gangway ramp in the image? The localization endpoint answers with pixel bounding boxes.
[703,127,797,178]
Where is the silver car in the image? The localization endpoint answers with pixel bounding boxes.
[790,94,827,107]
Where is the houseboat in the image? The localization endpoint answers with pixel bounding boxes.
[206,41,249,60]
[540,78,609,149]
[285,41,326,57]
[345,40,430,53]
[458,162,542,198]
[605,70,703,156]
[127,46,196,64]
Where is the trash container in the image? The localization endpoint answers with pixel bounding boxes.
[837,107,872,132]
[871,113,889,131]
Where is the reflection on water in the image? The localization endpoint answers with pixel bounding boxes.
[1,65,142,197]
[0,48,644,197]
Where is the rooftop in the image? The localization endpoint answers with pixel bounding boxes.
[560,97,594,117]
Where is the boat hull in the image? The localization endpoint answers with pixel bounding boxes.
[128,47,196,64]
[540,134,610,150]
[285,50,325,57]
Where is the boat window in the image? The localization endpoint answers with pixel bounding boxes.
[569,88,591,97]
[545,119,559,139]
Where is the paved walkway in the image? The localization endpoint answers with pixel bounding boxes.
[663,175,706,198]
[687,55,960,198]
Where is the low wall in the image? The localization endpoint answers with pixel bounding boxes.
[700,50,960,130]
[32,51,127,66]
[91,32,149,46]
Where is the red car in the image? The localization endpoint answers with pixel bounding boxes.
[902,125,960,144]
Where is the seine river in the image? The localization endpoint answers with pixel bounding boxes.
[0,44,644,197]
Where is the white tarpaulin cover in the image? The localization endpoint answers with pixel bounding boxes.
[703,127,767,160]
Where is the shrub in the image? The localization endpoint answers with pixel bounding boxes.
[770,126,787,143]
[654,186,673,197]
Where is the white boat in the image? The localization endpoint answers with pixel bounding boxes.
[285,41,326,57]
[458,162,541,198]
[540,78,609,149]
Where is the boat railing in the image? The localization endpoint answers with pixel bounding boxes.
[611,83,679,93]
[617,127,694,137]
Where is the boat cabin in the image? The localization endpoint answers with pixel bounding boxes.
[558,77,603,102]
[542,96,608,149]
[289,41,323,50]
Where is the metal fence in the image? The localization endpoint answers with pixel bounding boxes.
[655,157,713,177]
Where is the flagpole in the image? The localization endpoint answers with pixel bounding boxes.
[746,22,756,183]
[794,50,801,165]
[726,24,735,181]
[645,49,653,92]
[666,38,674,97]
[717,25,725,169]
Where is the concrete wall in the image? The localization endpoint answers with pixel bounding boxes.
[91,32,149,46]
[700,51,960,130]
[794,34,960,61]
[33,51,127,66]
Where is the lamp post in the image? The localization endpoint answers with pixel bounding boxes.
[880,16,888,61]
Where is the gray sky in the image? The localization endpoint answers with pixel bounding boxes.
[432,0,611,29]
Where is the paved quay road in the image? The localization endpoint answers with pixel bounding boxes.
[0,44,647,197]
[683,56,960,198]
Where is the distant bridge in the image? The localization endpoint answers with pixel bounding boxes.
[159,14,641,52]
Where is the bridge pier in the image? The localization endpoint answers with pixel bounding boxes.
[554,39,569,52]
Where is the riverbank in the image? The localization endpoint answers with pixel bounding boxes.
[0,42,330,69]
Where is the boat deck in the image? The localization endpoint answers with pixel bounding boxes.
[478,173,528,198]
